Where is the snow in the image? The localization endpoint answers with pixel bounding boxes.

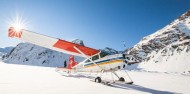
[101,47,119,55]
[1,11,190,94]
[4,42,119,67]
[126,11,190,74]
[0,61,189,94]
[72,39,84,46]
[135,45,190,74]
[4,43,84,67]
[0,47,14,58]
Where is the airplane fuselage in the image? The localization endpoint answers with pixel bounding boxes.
[75,54,126,72]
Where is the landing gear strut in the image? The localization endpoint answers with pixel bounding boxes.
[94,69,133,85]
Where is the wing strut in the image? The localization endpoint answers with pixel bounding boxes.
[73,46,102,70]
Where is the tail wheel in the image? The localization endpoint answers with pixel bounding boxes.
[119,77,125,82]
[95,77,101,83]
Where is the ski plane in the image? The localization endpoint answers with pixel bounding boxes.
[8,27,137,84]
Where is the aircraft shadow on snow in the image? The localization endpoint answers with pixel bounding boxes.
[110,83,180,94]
[61,74,180,94]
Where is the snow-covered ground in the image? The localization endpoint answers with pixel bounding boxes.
[0,61,189,94]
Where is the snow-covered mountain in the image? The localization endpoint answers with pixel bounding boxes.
[72,39,85,46]
[127,11,190,74]
[0,47,14,59]
[101,47,119,55]
[4,40,85,67]
[4,11,190,74]
[3,38,119,67]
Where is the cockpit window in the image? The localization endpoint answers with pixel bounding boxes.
[92,55,99,61]
[84,51,108,63]
[100,51,108,58]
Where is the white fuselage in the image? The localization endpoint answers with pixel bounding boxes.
[75,54,126,72]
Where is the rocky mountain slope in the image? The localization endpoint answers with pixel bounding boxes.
[101,47,119,55]
[3,39,86,67]
[0,47,14,59]
[127,11,190,74]
[3,11,190,74]
[3,39,118,67]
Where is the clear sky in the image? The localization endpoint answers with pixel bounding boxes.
[0,0,190,51]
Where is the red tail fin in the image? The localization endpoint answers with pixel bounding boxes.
[68,55,78,69]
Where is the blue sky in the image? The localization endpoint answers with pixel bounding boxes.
[0,0,190,51]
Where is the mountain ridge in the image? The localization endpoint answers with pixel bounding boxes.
[2,11,190,74]
[126,10,190,74]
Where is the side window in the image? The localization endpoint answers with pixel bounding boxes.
[92,55,99,61]
[100,52,108,58]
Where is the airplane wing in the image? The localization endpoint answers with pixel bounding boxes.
[8,27,100,57]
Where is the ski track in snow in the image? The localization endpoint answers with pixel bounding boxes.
[0,61,189,94]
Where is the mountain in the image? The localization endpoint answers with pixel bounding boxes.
[72,39,119,55]
[101,47,119,55]
[127,11,190,74]
[4,39,86,67]
[3,38,120,67]
[0,47,14,59]
[4,11,190,73]
[4,43,84,67]
[72,39,85,46]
